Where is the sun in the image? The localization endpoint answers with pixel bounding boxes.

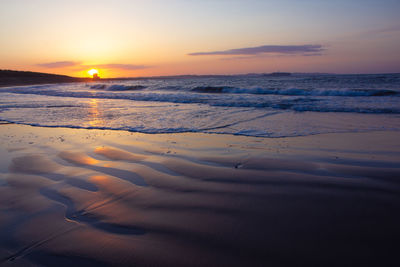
[88,69,98,76]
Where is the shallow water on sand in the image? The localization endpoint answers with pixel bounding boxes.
[1,74,400,138]
[0,124,399,266]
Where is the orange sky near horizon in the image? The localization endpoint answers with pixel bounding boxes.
[1,0,399,78]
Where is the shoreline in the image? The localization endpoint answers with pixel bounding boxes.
[1,123,400,170]
[1,124,399,266]
[2,119,400,140]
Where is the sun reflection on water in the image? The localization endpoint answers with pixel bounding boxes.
[87,99,104,127]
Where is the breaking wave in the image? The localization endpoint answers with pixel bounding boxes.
[191,86,399,96]
[1,73,400,137]
[90,84,147,91]
[1,83,400,113]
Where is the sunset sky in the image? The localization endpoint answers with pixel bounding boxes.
[1,0,399,77]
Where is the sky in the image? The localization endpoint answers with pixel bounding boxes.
[1,0,399,77]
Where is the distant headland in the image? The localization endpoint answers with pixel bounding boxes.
[3,69,396,88]
[0,70,92,87]
[264,72,291,77]
[0,69,294,87]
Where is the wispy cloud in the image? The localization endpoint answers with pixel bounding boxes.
[94,64,150,70]
[362,24,400,36]
[188,44,325,56]
[220,52,325,61]
[37,61,151,70]
[37,61,80,68]
[335,24,400,42]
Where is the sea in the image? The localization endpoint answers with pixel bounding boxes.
[1,73,399,138]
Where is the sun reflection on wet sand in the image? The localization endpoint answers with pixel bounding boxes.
[94,146,146,162]
[59,151,99,165]
[90,175,108,182]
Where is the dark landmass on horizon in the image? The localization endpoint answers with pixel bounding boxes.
[0,70,92,87]
[1,69,399,88]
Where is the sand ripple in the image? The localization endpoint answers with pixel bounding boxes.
[1,126,400,266]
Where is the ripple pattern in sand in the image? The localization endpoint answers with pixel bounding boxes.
[1,140,400,266]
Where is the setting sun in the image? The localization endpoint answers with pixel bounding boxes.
[88,69,98,76]
[1,1,400,266]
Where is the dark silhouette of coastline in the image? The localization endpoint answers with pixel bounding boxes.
[0,69,293,87]
[264,72,291,77]
[0,69,305,87]
[3,69,399,88]
[0,70,92,87]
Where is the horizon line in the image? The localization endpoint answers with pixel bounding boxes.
[1,69,400,80]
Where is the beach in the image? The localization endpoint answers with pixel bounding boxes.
[1,123,399,266]
[2,0,400,265]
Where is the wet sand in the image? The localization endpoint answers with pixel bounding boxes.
[0,124,399,266]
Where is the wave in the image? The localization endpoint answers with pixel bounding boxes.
[1,84,400,114]
[0,119,202,135]
[2,115,399,139]
[191,86,234,93]
[90,84,147,91]
[191,86,399,96]
[3,83,399,97]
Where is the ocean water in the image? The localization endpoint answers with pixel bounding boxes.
[1,73,400,137]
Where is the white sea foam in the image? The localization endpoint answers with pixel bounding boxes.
[1,74,400,137]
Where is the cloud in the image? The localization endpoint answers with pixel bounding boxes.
[94,64,150,70]
[37,61,80,68]
[188,44,325,56]
[220,52,325,61]
[362,24,400,36]
[37,61,151,70]
[302,52,325,57]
